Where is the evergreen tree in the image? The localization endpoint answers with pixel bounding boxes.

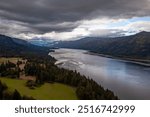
[12,89,22,100]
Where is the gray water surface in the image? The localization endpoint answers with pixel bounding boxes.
[50,48,150,99]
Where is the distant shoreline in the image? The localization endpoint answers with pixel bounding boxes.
[50,48,150,67]
[86,51,150,67]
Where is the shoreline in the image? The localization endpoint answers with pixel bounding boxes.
[86,51,150,67]
[50,48,150,67]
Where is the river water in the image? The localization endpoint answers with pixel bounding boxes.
[50,48,150,99]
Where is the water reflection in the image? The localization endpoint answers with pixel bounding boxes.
[50,49,150,99]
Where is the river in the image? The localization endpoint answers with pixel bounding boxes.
[50,48,150,99]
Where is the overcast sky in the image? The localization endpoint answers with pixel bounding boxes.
[0,0,150,40]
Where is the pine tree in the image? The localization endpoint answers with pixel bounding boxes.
[12,89,22,100]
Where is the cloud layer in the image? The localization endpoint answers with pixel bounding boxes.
[0,0,150,40]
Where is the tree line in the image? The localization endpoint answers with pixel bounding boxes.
[0,61,20,78]
[24,56,118,100]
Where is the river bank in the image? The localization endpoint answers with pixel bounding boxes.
[86,51,150,67]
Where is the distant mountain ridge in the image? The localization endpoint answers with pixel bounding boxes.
[54,31,150,60]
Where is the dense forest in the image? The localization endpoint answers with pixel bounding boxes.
[24,56,118,100]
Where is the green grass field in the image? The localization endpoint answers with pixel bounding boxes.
[0,57,21,64]
[0,78,78,100]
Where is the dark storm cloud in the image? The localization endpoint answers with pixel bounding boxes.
[29,21,81,33]
[0,0,150,34]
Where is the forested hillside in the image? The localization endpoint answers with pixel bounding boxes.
[55,31,150,60]
[0,35,53,58]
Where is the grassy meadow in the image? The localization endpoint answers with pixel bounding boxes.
[0,78,77,100]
